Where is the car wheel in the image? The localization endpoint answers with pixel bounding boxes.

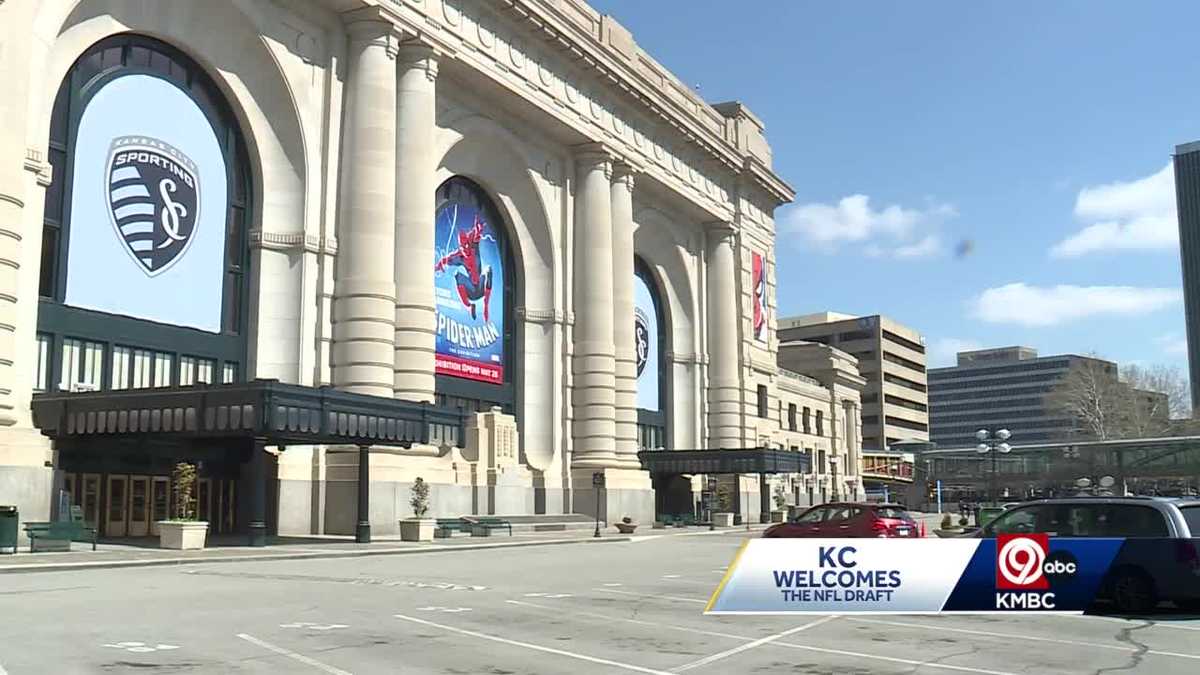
[1110,571,1156,614]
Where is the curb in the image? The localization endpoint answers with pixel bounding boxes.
[0,535,635,575]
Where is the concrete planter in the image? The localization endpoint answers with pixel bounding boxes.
[615,522,638,534]
[712,512,734,528]
[158,521,208,550]
[770,510,786,523]
[400,518,435,542]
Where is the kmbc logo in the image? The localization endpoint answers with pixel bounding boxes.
[996,534,1050,590]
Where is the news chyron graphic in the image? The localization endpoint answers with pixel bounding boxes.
[433,179,506,385]
[706,538,1126,614]
[64,73,227,333]
[751,251,767,341]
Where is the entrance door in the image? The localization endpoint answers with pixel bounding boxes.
[150,476,169,536]
[81,474,101,528]
[128,476,151,537]
[197,478,211,524]
[222,480,235,534]
[105,475,129,537]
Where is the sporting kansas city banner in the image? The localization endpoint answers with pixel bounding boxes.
[433,180,505,385]
[751,251,767,342]
[707,537,1199,614]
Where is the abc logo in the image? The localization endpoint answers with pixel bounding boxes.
[996,534,1078,590]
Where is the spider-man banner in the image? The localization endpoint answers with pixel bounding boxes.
[752,251,767,342]
[433,182,505,384]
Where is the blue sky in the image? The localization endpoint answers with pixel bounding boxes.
[590,0,1196,370]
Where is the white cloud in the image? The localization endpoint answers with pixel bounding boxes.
[1155,333,1189,356]
[780,194,956,258]
[894,235,943,259]
[928,337,982,368]
[1050,164,1177,257]
[971,283,1182,327]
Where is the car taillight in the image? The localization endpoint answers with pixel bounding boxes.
[871,519,889,537]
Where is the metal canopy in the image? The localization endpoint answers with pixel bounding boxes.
[31,379,466,449]
[636,448,811,475]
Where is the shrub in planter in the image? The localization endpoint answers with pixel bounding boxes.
[941,514,953,530]
[400,477,434,542]
[158,462,208,550]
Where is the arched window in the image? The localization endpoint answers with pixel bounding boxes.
[432,177,516,415]
[35,34,251,393]
[635,257,668,449]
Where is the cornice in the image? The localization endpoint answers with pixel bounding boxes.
[249,230,338,254]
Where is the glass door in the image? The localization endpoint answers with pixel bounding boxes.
[150,476,169,536]
[81,474,101,528]
[128,476,150,537]
[105,475,128,537]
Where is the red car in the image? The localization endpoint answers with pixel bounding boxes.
[763,502,920,538]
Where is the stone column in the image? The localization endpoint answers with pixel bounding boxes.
[332,19,399,397]
[705,224,741,449]
[611,163,640,467]
[571,146,618,469]
[393,43,438,403]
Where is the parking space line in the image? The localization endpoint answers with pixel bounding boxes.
[1066,614,1200,631]
[671,616,837,672]
[592,587,706,604]
[504,599,1019,675]
[235,633,352,675]
[847,617,1200,661]
[392,613,674,675]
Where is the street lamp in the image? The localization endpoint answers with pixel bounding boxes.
[829,455,840,502]
[976,428,1012,507]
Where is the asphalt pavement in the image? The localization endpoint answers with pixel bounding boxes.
[1,528,1198,674]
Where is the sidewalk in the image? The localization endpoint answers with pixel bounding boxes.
[0,524,764,575]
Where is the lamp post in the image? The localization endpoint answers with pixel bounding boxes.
[830,455,840,502]
[976,429,1011,507]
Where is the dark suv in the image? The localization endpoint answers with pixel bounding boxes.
[975,497,1200,613]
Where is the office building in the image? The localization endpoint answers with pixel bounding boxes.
[778,313,928,450]
[928,347,1116,448]
[1174,141,1200,412]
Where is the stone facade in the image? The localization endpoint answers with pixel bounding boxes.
[0,0,793,534]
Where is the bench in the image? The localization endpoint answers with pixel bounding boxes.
[434,518,472,538]
[24,520,97,553]
[461,516,512,537]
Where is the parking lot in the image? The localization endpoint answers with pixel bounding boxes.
[1,530,1198,674]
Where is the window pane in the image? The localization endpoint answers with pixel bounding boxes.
[153,353,172,387]
[81,341,103,389]
[179,356,196,387]
[58,339,79,391]
[34,334,51,392]
[222,362,238,384]
[111,346,130,390]
[132,349,152,389]
[196,358,214,384]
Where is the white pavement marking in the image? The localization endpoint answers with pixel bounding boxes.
[392,613,675,675]
[1065,613,1200,631]
[592,587,706,604]
[416,606,473,613]
[522,592,572,598]
[661,574,680,578]
[280,622,349,631]
[671,616,838,673]
[503,599,1020,675]
[848,617,1200,661]
[236,633,352,675]
[0,662,7,675]
[602,583,623,587]
[102,642,180,653]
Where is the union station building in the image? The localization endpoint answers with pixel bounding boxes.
[0,0,864,540]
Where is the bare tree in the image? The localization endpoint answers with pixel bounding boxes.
[1046,358,1126,441]
[1048,359,1190,441]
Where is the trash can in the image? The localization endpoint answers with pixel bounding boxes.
[0,505,17,555]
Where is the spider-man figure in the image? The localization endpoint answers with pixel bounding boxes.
[435,215,493,323]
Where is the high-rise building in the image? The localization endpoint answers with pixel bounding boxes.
[778,313,928,450]
[1173,141,1200,412]
[927,347,1116,447]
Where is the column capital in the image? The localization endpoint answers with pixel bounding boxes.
[343,13,403,59]
[397,40,440,81]
[574,142,618,178]
[611,161,640,193]
[705,221,737,241]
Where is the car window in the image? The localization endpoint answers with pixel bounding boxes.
[794,508,825,524]
[1181,505,1200,537]
[824,507,853,523]
[874,507,912,521]
[1103,505,1170,537]
[985,505,1041,535]
[1058,505,1104,537]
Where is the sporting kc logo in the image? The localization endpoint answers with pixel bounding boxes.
[105,136,200,276]
[634,308,650,377]
[996,534,1050,590]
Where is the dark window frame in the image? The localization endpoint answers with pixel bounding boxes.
[37,34,251,393]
